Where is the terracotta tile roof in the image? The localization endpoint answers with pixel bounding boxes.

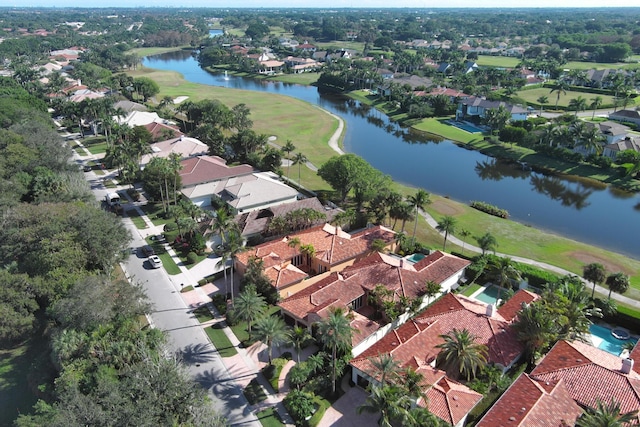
[498,289,539,322]
[425,373,483,426]
[144,121,182,140]
[351,293,522,372]
[278,251,470,329]
[531,340,640,418]
[477,373,582,427]
[179,155,255,187]
[236,224,396,288]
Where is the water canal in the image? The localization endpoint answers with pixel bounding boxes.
[142,50,640,259]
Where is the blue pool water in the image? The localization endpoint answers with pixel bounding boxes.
[589,324,637,356]
[448,120,485,134]
[473,285,501,305]
[406,253,425,263]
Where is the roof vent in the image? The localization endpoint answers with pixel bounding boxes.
[509,417,516,421]
[486,303,496,318]
[391,341,398,346]
[622,358,634,374]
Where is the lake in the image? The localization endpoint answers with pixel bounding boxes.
[143,51,640,259]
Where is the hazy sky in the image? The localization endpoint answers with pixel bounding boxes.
[1,0,639,7]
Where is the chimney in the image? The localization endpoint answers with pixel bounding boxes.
[486,303,496,318]
[622,358,634,374]
[336,226,342,235]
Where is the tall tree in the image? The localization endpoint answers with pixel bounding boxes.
[370,353,401,386]
[287,326,311,363]
[476,232,498,255]
[512,301,560,364]
[408,190,431,243]
[576,398,639,427]
[583,262,607,299]
[436,215,457,251]
[550,79,570,110]
[459,229,471,255]
[317,308,353,394]
[281,140,296,179]
[590,96,603,119]
[537,95,548,115]
[357,385,415,427]
[233,285,266,341]
[253,315,287,365]
[606,272,630,301]
[292,152,308,186]
[436,328,487,381]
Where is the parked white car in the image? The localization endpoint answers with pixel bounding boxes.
[148,255,162,269]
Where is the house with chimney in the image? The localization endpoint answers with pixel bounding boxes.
[349,290,538,427]
[278,250,471,355]
[234,224,397,297]
[477,339,640,425]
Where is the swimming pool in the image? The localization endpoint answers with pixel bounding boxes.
[448,120,485,134]
[406,253,425,263]
[472,285,502,305]
[589,324,637,356]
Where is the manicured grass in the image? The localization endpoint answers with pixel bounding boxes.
[82,136,109,155]
[515,87,618,109]
[461,283,483,297]
[243,377,267,405]
[139,202,169,226]
[269,72,321,85]
[563,60,637,71]
[475,55,521,68]
[145,236,182,275]
[125,208,148,229]
[256,407,285,427]
[205,323,238,357]
[192,304,214,323]
[262,357,288,392]
[132,46,190,57]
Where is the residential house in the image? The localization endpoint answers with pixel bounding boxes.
[235,196,340,239]
[234,224,397,297]
[115,110,164,128]
[610,109,640,127]
[463,61,478,74]
[296,42,317,53]
[592,121,631,144]
[350,290,537,427]
[144,121,182,142]
[476,373,582,427]
[456,96,529,122]
[278,250,471,354]
[257,52,284,75]
[603,136,640,160]
[415,86,470,102]
[283,56,321,73]
[114,99,148,114]
[140,135,209,168]
[480,340,640,425]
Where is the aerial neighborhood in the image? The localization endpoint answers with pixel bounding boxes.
[2,6,640,427]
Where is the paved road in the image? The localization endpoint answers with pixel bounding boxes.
[84,169,260,426]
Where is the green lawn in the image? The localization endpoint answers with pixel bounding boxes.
[256,407,285,427]
[515,87,618,110]
[82,136,109,155]
[460,283,482,297]
[139,203,169,227]
[269,72,321,86]
[145,236,182,275]
[230,306,281,347]
[192,305,214,323]
[124,208,148,229]
[475,55,521,68]
[206,324,238,357]
[132,46,190,57]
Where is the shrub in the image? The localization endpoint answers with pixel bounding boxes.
[211,294,228,316]
[515,263,560,288]
[586,154,612,169]
[164,230,179,244]
[281,351,293,360]
[470,201,509,219]
[164,221,178,232]
[289,362,313,391]
[189,233,206,254]
[615,150,640,165]
[244,378,267,405]
[186,251,198,265]
[262,357,288,392]
[284,390,316,425]
[126,188,140,201]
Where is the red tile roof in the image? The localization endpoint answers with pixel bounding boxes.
[498,289,539,322]
[352,292,523,373]
[477,373,582,427]
[237,224,396,290]
[531,340,640,419]
[179,155,255,187]
[144,121,182,140]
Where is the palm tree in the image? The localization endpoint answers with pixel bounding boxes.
[226,230,244,302]
[287,326,311,363]
[291,152,308,185]
[436,328,488,381]
[253,315,288,365]
[576,398,639,427]
[550,80,570,110]
[590,96,604,119]
[436,215,457,251]
[489,256,522,299]
[408,190,431,243]
[317,308,353,394]
[606,272,630,301]
[476,232,498,255]
[576,125,605,156]
[370,353,401,386]
[281,140,296,179]
[512,301,559,364]
[233,285,266,341]
[568,96,587,116]
[459,229,471,255]
[424,280,442,305]
[211,207,235,246]
[537,95,548,115]
[583,262,607,299]
[389,202,414,233]
[357,385,414,427]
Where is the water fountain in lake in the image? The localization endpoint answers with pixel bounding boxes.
[223,70,229,80]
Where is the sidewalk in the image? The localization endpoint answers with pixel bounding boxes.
[119,188,296,426]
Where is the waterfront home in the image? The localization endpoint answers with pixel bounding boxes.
[278,250,470,355]
[478,340,640,425]
[139,135,209,168]
[350,290,537,426]
[603,136,640,160]
[456,96,529,122]
[234,224,396,297]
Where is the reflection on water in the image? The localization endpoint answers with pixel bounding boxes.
[141,53,640,258]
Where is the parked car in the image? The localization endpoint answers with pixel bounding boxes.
[141,245,155,256]
[148,255,162,269]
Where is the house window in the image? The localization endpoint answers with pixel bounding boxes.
[318,264,327,273]
[350,295,364,310]
[292,254,303,266]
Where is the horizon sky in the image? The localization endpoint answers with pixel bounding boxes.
[1,0,640,8]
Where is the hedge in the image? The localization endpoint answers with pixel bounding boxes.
[470,201,509,219]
